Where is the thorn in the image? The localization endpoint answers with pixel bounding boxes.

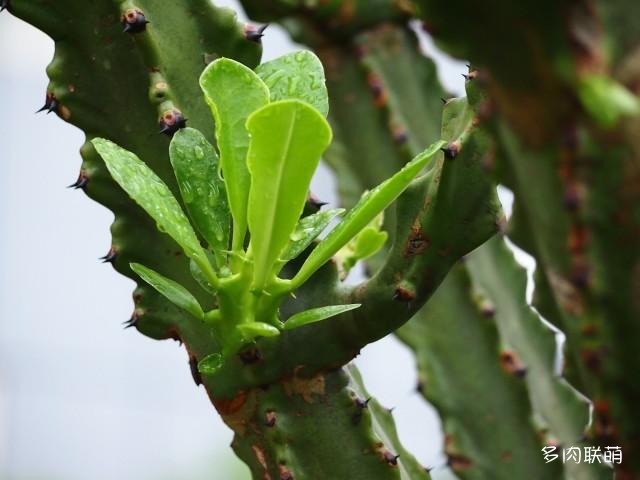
[383,450,400,466]
[392,127,408,146]
[159,108,187,136]
[0,0,10,12]
[122,8,149,34]
[466,63,471,69]
[441,97,448,104]
[245,23,268,43]
[462,73,469,81]
[99,246,118,264]
[387,406,395,414]
[123,315,138,329]
[36,93,59,114]
[67,171,89,190]
[393,286,415,302]
[306,193,328,212]
[264,410,277,427]
[441,142,460,159]
[189,355,202,386]
[352,396,371,424]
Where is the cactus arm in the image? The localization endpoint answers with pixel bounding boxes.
[6,0,261,343]
[397,262,560,480]
[221,364,430,480]
[466,236,611,480]
[412,0,640,474]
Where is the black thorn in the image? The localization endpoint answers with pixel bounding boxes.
[441,97,448,104]
[306,193,328,212]
[67,172,89,190]
[0,0,9,12]
[264,410,277,427]
[383,451,400,466]
[189,356,202,386]
[355,397,371,409]
[245,23,268,43]
[159,109,187,136]
[462,73,469,81]
[36,94,59,115]
[122,8,148,34]
[99,247,118,264]
[441,144,459,159]
[123,316,138,329]
[388,406,396,414]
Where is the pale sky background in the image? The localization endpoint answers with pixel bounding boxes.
[0,2,522,479]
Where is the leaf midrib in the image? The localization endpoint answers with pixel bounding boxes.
[253,107,298,287]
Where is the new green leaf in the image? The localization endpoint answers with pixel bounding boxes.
[292,140,446,287]
[237,322,281,339]
[336,214,388,278]
[246,100,333,290]
[92,138,216,284]
[280,208,345,262]
[130,263,204,320]
[169,128,230,263]
[199,58,270,250]
[256,50,329,117]
[283,304,362,331]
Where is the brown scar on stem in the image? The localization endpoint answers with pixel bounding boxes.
[404,223,429,257]
[283,367,326,403]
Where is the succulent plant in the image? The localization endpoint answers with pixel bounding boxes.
[3,0,639,478]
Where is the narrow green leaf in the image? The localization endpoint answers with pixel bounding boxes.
[130,263,204,320]
[246,100,333,289]
[237,322,281,340]
[92,138,215,283]
[292,140,446,288]
[169,128,230,261]
[199,58,270,250]
[256,50,329,117]
[198,353,223,375]
[283,304,362,331]
[280,208,345,262]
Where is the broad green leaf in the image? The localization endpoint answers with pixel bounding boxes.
[256,50,329,117]
[578,74,640,128]
[130,263,204,319]
[280,208,345,262]
[169,128,230,262]
[291,139,446,288]
[198,353,223,375]
[237,322,281,340]
[283,304,361,331]
[246,100,333,289]
[199,58,270,250]
[92,138,216,284]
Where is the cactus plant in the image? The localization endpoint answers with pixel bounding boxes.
[3,0,639,478]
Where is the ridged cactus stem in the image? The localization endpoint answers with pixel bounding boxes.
[220,365,431,480]
[412,0,640,475]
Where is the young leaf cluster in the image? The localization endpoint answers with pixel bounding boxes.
[92,51,444,375]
